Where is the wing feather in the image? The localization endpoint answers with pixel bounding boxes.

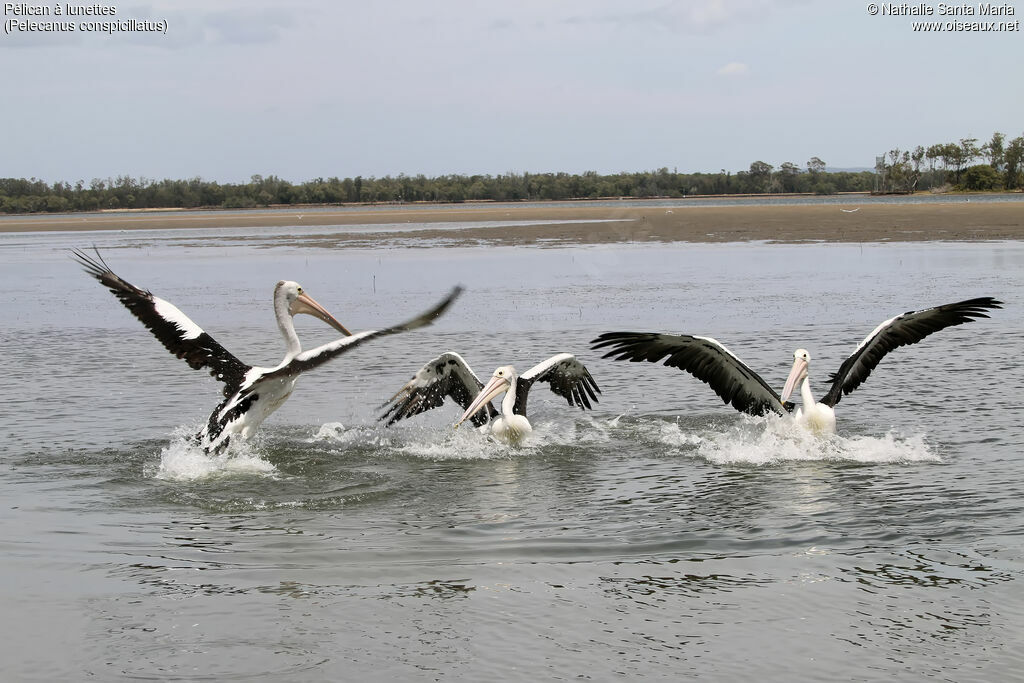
[263,287,462,379]
[820,296,1002,407]
[515,353,601,417]
[73,248,250,396]
[379,352,497,427]
[591,332,785,416]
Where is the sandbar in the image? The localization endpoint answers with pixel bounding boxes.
[1,200,1021,244]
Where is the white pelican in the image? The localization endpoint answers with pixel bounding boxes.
[75,248,461,453]
[380,352,600,444]
[592,297,1002,434]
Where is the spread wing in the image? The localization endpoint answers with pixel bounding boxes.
[514,353,601,417]
[73,247,250,396]
[379,352,498,428]
[262,287,463,379]
[591,332,786,416]
[821,296,1002,407]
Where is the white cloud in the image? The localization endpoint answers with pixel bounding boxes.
[716,61,750,77]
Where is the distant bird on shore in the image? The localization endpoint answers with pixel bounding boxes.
[74,248,461,453]
[840,208,860,213]
[592,297,1001,434]
[381,352,600,445]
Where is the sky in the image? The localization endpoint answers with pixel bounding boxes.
[3,0,1022,184]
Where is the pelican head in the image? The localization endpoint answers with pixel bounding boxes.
[455,365,516,428]
[780,348,810,404]
[276,280,351,336]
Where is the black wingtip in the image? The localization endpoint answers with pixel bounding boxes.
[386,285,464,335]
[443,284,465,311]
[424,285,463,324]
[428,285,464,320]
[590,331,661,359]
[590,332,628,348]
[71,245,112,279]
[966,296,1003,314]
[941,296,1004,323]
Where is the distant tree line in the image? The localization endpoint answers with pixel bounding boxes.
[0,166,873,214]
[876,131,1024,194]
[1,130,1019,214]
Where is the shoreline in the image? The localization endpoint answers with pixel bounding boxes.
[1,200,1022,244]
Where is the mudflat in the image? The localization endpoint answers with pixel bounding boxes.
[2,200,1021,244]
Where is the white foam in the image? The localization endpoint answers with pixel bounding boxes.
[148,428,278,481]
[311,421,350,441]
[394,424,516,460]
[527,415,617,447]
[308,422,396,449]
[310,416,620,461]
[654,416,939,466]
[656,422,705,449]
[310,414,938,466]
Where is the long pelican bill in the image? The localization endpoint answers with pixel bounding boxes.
[291,291,351,336]
[455,374,509,428]
[780,356,808,404]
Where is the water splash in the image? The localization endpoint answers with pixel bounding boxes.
[311,416,619,460]
[311,421,349,441]
[653,416,939,466]
[147,428,279,481]
[309,422,397,449]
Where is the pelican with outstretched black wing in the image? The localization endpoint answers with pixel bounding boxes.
[75,248,461,453]
[381,352,600,444]
[592,297,1002,434]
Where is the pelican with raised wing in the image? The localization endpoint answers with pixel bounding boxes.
[592,297,1002,434]
[380,352,600,444]
[75,248,461,453]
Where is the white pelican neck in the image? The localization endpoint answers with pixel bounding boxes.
[501,375,519,416]
[274,287,301,360]
[800,376,816,407]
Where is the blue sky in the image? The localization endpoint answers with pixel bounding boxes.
[3,1,1021,183]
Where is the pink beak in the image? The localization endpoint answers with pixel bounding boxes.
[455,374,509,428]
[780,357,808,404]
[290,291,351,336]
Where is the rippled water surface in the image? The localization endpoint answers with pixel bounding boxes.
[2,225,1022,681]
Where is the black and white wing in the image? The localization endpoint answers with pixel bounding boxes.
[513,353,601,417]
[74,247,251,396]
[820,296,1002,407]
[264,287,463,379]
[380,351,498,428]
[592,332,786,416]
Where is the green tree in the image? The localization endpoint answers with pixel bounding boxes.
[777,162,800,192]
[983,132,1005,170]
[925,144,947,187]
[1001,136,1024,189]
[909,146,925,191]
[748,161,773,192]
[948,138,980,183]
[961,164,1002,190]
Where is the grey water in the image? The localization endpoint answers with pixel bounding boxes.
[1,223,1022,681]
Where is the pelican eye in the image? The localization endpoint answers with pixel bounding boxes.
[297,287,303,294]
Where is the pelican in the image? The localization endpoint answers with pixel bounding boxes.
[591,297,1002,434]
[74,248,461,453]
[380,352,600,444]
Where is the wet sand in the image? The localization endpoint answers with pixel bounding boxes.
[2,200,1022,244]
